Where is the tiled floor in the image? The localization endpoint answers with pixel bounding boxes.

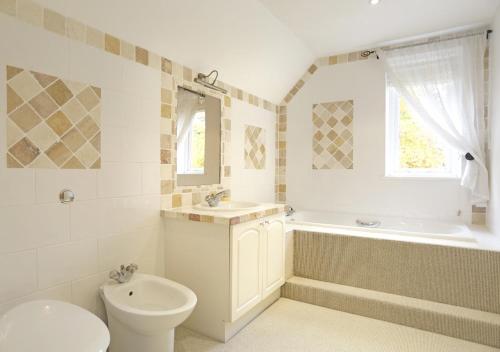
[175,298,499,352]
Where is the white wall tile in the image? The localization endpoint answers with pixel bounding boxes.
[70,199,100,239]
[71,271,107,314]
[35,169,97,203]
[0,283,72,315]
[0,203,70,253]
[141,163,160,195]
[0,251,37,303]
[38,239,99,289]
[0,159,36,206]
[68,41,124,91]
[97,162,142,198]
[98,226,158,271]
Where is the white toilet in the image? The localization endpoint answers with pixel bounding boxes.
[100,273,197,352]
[0,300,110,352]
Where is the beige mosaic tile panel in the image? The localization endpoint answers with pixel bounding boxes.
[244,125,266,169]
[312,100,353,170]
[6,66,101,169]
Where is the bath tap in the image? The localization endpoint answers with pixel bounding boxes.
[109,263,139,283]
[285,205,296,217]
[205,190,228,207]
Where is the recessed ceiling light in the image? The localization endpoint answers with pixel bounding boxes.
[369,0,380,5]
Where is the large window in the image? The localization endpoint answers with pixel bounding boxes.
[386,87,460,178]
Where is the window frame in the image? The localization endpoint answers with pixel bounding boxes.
[385,87,461,180]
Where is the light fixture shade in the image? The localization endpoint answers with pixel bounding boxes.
[369,0,380,5]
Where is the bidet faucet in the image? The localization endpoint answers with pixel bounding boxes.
[109,263,138,283]
[205,190,228,207]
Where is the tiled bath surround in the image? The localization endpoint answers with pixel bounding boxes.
[0,0,278,317]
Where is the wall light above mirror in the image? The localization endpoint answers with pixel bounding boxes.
[176,87,221,186]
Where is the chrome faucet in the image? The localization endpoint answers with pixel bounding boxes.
[205,190,228,207]
[109,263,138,284]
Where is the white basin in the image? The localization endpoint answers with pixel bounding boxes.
[194,201,260,212]
[0,300,109,352]
[100,273,197,352]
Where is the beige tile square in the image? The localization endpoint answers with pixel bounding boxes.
[9,137,40,166]
[30,153,56,168]
[31,71,57,88]
[62,156,84,169]
[161,57,172,74]
[7,153,23,168]
[90,132,100,150]
[0,0,16,16]
[8,70,42,101]
[149,52,161,70]
[27,122,58,151]
[66,17,85,41]
[86,26,104,49]
[75,142,98,167]
[17,0,43,26]
[6,119,23,147]
[135,46,149,65]
[6,66,23,81]
[45,141,72,166]
[76,87,99,111]
[7,85,23,113]
[43,8,65,35]
[61,127,86,152]
[28,91,58,118]
[61,98,87,124]
[46,79,73,106]
[9,104,42,132]
[105,33,120,55]
[77,115,99,139]
[120,40,135,60]
[47,110,72,136]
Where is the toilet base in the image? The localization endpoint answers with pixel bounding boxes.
[108,316,175,352]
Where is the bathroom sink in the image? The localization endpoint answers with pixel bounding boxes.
[194,201,260,212]
[0,300,110,352]
[100,273,197,352]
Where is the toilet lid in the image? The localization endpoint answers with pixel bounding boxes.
[0,300,110,352]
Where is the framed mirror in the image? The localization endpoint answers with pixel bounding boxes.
[176,87,221,186]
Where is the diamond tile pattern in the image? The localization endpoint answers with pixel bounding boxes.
[5,65,101,169]
[244,125,266,169]
[312,100,354,170]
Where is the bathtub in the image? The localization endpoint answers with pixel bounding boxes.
[286,210,477,246]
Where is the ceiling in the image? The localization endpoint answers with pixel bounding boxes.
[259,0,500,56]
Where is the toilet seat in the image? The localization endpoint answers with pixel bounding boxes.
[0,300,110,352]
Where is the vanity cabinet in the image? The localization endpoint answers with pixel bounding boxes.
[163,211,285,342]
[230,216,285,321]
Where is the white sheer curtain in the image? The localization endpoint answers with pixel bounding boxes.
[381,34,489,204]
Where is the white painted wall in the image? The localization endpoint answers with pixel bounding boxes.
[34,0,314,103]
[287,59,470,222]
[487,6,500,235]
[231,99,276,203]
[0,14,164,318]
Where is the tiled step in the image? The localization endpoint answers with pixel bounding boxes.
[282,276,500,349]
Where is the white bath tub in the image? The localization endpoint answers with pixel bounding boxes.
[287,210,477,246]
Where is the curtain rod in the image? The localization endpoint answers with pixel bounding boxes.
[381,29,492,52]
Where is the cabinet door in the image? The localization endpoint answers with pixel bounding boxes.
[230,220,263,321]
[262,216,285,299]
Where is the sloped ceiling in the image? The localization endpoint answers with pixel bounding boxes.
[35,0,315,103]
[36,0,500,103]
[259,0,500,56]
